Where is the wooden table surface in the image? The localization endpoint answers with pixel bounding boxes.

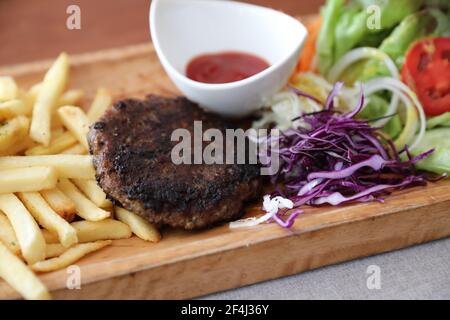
[0,0,324,67]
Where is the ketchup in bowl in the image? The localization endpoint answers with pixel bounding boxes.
[186,51,270,84]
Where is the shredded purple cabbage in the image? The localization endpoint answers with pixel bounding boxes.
[264,83,433,228]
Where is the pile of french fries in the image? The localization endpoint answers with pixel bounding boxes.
[0,53,161,300]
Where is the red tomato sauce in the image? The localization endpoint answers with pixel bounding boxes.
[186,51,270,84]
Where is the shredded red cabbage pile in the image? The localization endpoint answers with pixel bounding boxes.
[264,82,433,228]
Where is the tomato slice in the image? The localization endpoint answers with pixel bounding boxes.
[402,37,450,117]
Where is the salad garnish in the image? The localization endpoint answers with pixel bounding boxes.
[235,0,450,229]
[232,83,433,229]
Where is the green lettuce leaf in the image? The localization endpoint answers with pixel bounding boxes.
[317,0,345,75]
[413,128,450,175]
[344,8,450,82]
[427,113,450,129]
[357,94,402,139]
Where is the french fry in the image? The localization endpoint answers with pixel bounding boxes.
[0,211,20,255]
[30,53,69,146]
[0,166,57,193]
[45,243,69,259]
[50,90,85,131]
[50,128,65,139]
[57,89,84,107]
[0,99,33,119]
[0,154,95,179]
[42,219,132,244]
[18,192,78,248]
[50,113,64,130]
[25,132,77,156]
[71,219,131,242]
[72,179,111,208]
[18,88,35,113]
[0,136,35,156]
[0,55,125,300]
[46,127,65,143]
[28,82,42,99]
[0,194,46,264]
[29,84,84,108]
[29,86,84,134]
[0,76,18,102]
[60,143,87,155]
[42,229,58,244]
[57,179,110,221]
[87,88,111,123]
[115,207,161,242]
[57,106,89,150]
[40,188,76,222]
[31,240,112,273]
[0,116,30,153]
[0,242,51,300]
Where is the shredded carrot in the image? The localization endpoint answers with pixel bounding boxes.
[291,16,322,79]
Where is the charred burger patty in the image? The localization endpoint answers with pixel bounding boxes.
[88,95,261,229]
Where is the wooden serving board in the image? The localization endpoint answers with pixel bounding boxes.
[1,41,450,300]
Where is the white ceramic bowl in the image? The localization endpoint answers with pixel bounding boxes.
[150,0,307,118]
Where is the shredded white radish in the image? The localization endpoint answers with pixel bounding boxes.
[303,72,333,91]
[254,91,322,130]
[254,73,361,130]
[301,72,361,103]
[229,195,293,229]
[298,178,323,196]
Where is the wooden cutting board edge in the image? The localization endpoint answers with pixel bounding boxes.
[50,196,450,299]
[0,43,155,77]
[1,182,449,299]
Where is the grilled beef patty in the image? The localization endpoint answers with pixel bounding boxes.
[88,95,261,229]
